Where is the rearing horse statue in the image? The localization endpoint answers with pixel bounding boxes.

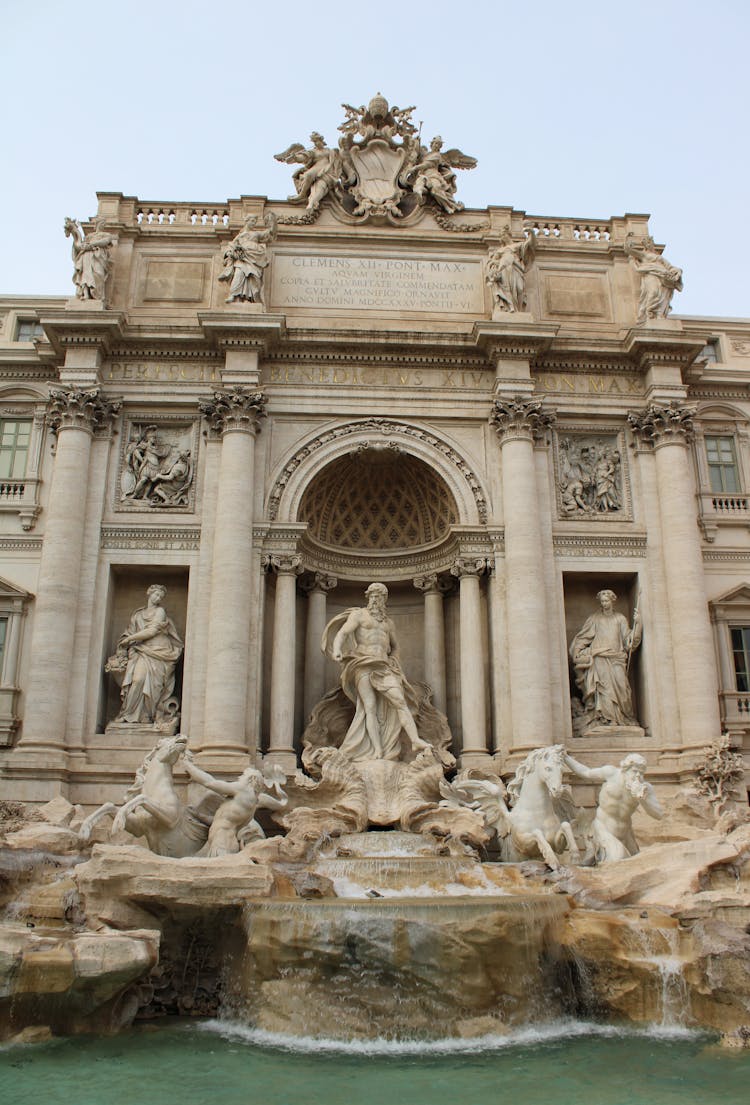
[447,744,580,869]
[79,734,209,857]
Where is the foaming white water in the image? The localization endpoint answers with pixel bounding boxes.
[328,876,508,899]
[199,1018,702,1056]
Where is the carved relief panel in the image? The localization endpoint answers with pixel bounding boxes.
[552,427,631,522]
[116,416,199,513]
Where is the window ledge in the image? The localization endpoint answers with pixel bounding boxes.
[698,490,750,542]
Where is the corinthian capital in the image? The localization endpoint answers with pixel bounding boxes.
[264,553,303,576]
[489,396,555,444]
[627,401,695,447]
[199,385,267,435]
[48,386,121,436]
[450,557,487,580]
[413,573,452,595]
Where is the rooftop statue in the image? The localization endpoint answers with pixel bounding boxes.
[274,132,342,214]
[485,226,536,313]
[218,213,276,305]
[275,94,477,223]
[625,233,683,323]
[64,215,115,303]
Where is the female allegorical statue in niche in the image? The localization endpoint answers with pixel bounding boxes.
[569,589,642,732]
[106,584,184,730]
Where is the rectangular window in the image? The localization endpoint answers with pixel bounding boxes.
[15,320,44,342]
[705,434,739,494]
[0,618,7,679]
[0,420,32,479]
[731,626,750,692]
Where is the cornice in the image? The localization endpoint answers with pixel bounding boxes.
[39,311,126,358]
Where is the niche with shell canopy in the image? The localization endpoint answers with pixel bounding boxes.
[296,446,461,579]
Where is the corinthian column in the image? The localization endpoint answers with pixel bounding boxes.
[450,557,490,767]
[21,387,120,753]
[199,386,266,764]
[413,573,449,713]
[266,554,303,771]
[628,402,721,746]
[490,397,555,752]
[301,572,337,720]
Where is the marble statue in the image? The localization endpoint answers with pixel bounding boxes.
[485,228,536,313]
[275,95,477,222]
[323,583,430,762]
[558,437,622,515]
[403,136,477,215]
[182,754,288,856]
[444,745,580,869]
[121,425,193,507]
[218,213,276,304]
[695,733,746,813]
[624,233,683,323]
[79,734,208,857]
[64,216,115,302]
[570,589,642,732]
[106,585,184,731]
[563,752,664,863]
[274,132,342,213]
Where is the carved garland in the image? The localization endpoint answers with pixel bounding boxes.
[267,418,488,524]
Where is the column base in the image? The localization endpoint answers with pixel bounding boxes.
[192,747,253,775]
[458,750,494,772]
[263,749,298,775]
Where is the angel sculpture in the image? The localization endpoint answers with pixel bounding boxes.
[64,216,115,302]
[486,228,536,313]
[218,213,276,305]
[274,133,342,213]
[403,136,477,215]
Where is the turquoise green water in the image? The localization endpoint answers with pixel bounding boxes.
[2,1021,748,1105]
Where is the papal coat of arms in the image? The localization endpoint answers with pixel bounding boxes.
[275,93,477,224]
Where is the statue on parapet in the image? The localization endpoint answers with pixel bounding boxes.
[402,135,477,215]
[274,133,342,214]
[485,226,536,314]
[563,752,664,862]
[64,216,115,303]
[569,589,642,733]
[218,212,276,305]
[624,233,683,323]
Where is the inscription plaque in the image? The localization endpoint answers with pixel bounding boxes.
[270,253,484,314]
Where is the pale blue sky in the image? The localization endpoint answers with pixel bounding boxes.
[2,0,748,318]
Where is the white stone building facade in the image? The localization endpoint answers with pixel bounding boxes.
[0,170,749,808]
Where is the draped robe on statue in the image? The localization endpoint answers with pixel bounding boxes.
[117,605,183,725]
[570,609,638,727]
[321,611,421,762]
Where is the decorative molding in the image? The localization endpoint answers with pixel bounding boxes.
[299,571,338,595]
[264,553,303,576]
[451,556,488,579]
[627,401,696,447]
[552,533,648,558]
[489,396,556,444]
[413,573,453,595]
[0,537,43,551]
[48,387,121,436]
[199,386,266,436]
[100,525,201,550]
[703,548,750,563]
[267,418,488,525]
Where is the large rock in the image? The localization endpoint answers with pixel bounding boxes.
[556,833,743,909]
[75,844,274,928]
[0,924,159,1039]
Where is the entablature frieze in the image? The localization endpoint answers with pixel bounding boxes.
[552,532,648,558]
[100,525,201,550]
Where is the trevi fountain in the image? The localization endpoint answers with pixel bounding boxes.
[0,94,749,1103]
